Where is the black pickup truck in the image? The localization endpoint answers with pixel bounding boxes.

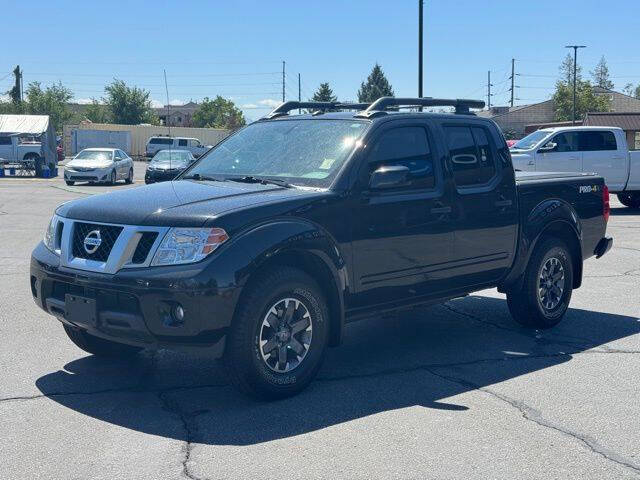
[30,97,613,399]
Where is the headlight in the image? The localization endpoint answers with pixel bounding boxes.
[44,215,60,253]
[151,227,229,266]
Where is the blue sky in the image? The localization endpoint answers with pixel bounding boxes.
[3,0,640,120]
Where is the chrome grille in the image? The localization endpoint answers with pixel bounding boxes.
[71,222,124,262]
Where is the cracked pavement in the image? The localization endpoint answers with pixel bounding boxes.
[1,164,639,479]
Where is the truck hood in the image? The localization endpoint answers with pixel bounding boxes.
[56,180,323,226]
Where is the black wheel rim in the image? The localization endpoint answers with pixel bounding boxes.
[258,297,313,373]
[537,257,565,310]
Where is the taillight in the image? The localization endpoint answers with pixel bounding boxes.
[603,184,610,223]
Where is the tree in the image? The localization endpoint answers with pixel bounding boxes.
[623,83,635,96]
[559,53,582,85]
[192,96,245,130]
[357,63,394,103]
[84,99,110,123]
[311,83,337,102]
[590,56,614,90]
[636,85,640,100]
[552,80,610,122]
[104,80,156,125]
[24,81,73,132]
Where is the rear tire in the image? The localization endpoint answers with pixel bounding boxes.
[224,266,329,400]
[63,325,142,357]
[617,192,640,209]
[507,237,573,329]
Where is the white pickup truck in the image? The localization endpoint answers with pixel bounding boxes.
[0,135,51,171]
[145,136,211,158]
[511,126,640,208]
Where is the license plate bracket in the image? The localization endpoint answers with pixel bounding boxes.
[65,294,97,328]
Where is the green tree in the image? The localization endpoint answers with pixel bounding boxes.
[552,80,610,122]
[559,53,582,85]
[590,56,614,90]
[192,96,245,130]
[84,99,110,123]
[623,83,635,96]
[636,85,640,99]
[311,82,337,102]
[357,63,394,103]
[24,81,73,132]
[104,79,156,125]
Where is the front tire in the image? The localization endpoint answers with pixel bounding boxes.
[63,325,142,357]
[617,192,640,209]
[109,170,116,185]
[224,266,329,400]
[125,168,133,184]
[65,180,75,186]
[507,237,573,329]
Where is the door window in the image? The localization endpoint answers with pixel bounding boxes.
[367,126,435,190]
[549,132,579,152]
[444,125,497,186]
[578,131,617,151]
[178,139,188,147]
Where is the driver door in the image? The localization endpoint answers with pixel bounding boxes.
[536,131,582,173]
[350,122,454,308]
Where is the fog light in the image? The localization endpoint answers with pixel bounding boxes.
[173,304,185,322]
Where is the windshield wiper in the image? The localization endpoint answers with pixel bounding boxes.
[182,173,225,182]
[226,176,293,188]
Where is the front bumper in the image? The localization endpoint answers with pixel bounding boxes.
[30,242,238,356]
[64,167,111,183]
[595,236,613,259]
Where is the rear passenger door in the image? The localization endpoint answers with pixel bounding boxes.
[442,122,518,288]
[579,130,627,191]
[536,131,581,173]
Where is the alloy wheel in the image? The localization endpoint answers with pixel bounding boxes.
[537,257,565,310]
[258,297,313,373]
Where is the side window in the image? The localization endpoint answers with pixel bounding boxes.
[578,131,617,151]
[368,126,435,190]
[0,136,12,145]
[551,132,578,152]
[178,139,188,147]
[445,125,497,187]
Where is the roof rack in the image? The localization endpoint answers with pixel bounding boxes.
[354,97,485,117]
[262,101,371,119]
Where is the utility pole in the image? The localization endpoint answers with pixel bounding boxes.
[298,73,301,113]
[10,65,22,104]
[282,61,286,103]
[163,69,171,137]
[565,45,586,125]
[509,58,515,107]
[418,0,423,99]
[487,71,493,109]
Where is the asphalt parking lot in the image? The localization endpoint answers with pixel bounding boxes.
[1,163,638,479]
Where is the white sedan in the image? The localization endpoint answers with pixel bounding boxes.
[64,148,134,186]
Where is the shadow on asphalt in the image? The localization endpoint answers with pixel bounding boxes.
[35,295,640,445]
[610,206,639,216]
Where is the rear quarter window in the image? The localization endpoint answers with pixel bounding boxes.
[578,131,618,151]
[149,138,174,145]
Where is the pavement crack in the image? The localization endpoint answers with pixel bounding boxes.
[426,368,640,475]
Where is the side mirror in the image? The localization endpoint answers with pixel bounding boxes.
[369,165,410,190]
[538,142,557,153]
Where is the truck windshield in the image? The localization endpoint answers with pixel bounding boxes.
[182,119,369,188]
[74,150,113,161]
[512,130,551,150]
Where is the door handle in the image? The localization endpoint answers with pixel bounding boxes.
[430,206,452,214]
[494,199,513,207]
[527,160,534,166]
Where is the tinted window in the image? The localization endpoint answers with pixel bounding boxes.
[445,125,496,186]
[549,132,578,152]
[578,131,617,151]
[369,127,435,190]
[149,138,174,145]
[0,136,11,145]
[178,139,188,147]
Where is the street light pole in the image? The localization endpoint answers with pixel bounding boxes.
[418,0,423,99]
[565,45,586,125]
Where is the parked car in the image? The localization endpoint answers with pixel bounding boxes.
[31,98,612,400]
[145,136,211,158]
[145,149,196,184]
[64,148,134,186]
[510,126,640,208]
